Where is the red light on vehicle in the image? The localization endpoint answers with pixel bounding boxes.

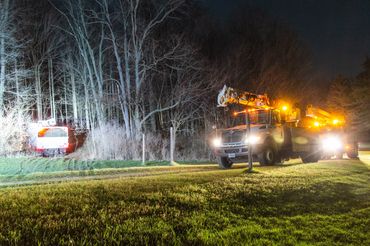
[35,147,44,152]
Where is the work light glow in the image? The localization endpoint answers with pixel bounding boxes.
[321,136,343,152]
[244,135,261,145]
[212,138,222,147]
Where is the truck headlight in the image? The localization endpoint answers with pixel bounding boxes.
[321,136,342,152]
[245,135,261,145]
[212,138,222,147]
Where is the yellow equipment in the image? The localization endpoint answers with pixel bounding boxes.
[217,85,299,122]
[217,85,270,108]
[305,105,344,127]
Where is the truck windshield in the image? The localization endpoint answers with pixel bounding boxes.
[249,110,269,124]
[227,110,269,127]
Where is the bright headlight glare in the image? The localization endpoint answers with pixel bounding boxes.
[245,135,261,145]
[212,138,222,147]
[321,136,342,151]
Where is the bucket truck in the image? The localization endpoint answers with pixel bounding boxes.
[211,85,357,169]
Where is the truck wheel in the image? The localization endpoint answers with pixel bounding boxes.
[346,142,359,159]
[258,142,278,166]
[218,157,233,169]
[300,152,320,163]
[346,150,359,159]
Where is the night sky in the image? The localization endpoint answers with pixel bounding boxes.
[203,0,370,81]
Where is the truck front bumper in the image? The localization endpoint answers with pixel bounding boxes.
[214,144,263,160]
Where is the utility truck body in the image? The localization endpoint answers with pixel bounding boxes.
[211,85,357,168]
[213,108,320,168]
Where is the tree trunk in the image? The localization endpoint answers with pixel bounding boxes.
[48,58,56,119]
[68,54,78,123]
[35,65,43,120]
[0,0,9,117]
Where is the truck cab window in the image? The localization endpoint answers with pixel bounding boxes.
[249,110,269,124]
[272,110,281,124]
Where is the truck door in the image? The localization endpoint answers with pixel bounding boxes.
[271,110,284,146]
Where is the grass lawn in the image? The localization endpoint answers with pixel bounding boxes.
[0,157,215,184]
[0,157,176,184]
[0,157,171,176]
[0,156,369,245]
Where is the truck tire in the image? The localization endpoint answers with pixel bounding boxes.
[346,142,359,159]
[346,150,359,159]
[218,157,233,169]
[300,152,320,163]
[258,141,278,166]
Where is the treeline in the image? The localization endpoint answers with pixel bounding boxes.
[0,0,315,159]
[327,58,370,140]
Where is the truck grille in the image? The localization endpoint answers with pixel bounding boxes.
[224,149,240,154]
[222,130,244,143]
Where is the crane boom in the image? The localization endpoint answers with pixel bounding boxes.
[305,105,344,126]
[217,85,270,108]
[216,85,343,126]
[306,105,332,120]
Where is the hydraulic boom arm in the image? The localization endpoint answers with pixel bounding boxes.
[217,85,270,108]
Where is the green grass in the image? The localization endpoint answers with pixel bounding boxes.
[0,157,369,245]
[0,157,219,184]
[0,157,171,175]
[0,157,176,183]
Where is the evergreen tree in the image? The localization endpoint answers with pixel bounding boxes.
[326,75,352,118]
[350,57,370,135]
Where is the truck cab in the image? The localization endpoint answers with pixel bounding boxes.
[212,108,287,168]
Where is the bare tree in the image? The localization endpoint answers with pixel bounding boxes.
[0,0,19,116]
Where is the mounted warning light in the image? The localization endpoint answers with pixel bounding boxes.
[282,105,288,111]
[313,121,320,127]
[332,119,339,125]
